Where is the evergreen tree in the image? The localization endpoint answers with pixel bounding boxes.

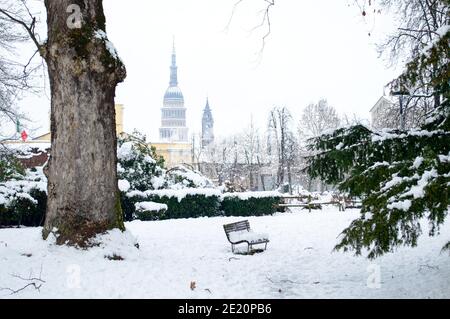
[306,19,450,258]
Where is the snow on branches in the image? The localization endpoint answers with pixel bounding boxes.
[306,100,450,258]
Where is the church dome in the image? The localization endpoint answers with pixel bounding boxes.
[164,86,184,102]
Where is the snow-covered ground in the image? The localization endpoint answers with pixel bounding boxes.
[0,208,449,299]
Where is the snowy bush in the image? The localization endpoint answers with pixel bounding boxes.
[117,132,168,222]
[0,169,47,227]
[166,165,215,189]
[307,100,450,258]
[0,166,47,227]
[0,147,25,182]
[221,191,282,217]
[117,131,167,192]
[117,132,222,220]
[134,201,168,221]
[2,189,46,227]
[117,132,218,218]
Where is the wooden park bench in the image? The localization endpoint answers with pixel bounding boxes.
[223,220,269,254]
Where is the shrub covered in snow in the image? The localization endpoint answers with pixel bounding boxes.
[134,201,168,221]
[0,147,25,182]
[118,134,216,193]
[117,132,167,192]
[116,132,224,220]
[0,167,47,227]
[167,165,215,189]
[221,191,282,217]
[0,188,46,227]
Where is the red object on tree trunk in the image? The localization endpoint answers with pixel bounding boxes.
[21,130,28,142]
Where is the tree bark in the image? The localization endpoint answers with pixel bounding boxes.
[287,161,292,195]
[256,156,266,191]
[42,0,126,245]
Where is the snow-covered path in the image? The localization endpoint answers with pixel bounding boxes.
[0,209,449,298]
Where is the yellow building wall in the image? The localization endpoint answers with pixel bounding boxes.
[33,133,51,142]
[115,104,124,135]
[150,142,192,168]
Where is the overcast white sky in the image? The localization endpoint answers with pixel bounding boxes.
[16,0,402,142]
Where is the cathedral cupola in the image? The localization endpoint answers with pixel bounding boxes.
[159,40,188,142]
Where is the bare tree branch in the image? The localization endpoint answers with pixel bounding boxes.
[225,0,275,54]
[224,0,246,32]
[0,0,46,139]
[0,282,43,295]
[0,4,43,53]
[0,267,45,296]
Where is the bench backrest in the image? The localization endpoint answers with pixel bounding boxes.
[223,220,250,235]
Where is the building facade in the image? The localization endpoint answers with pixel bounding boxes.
[370,96,396,130]
[201,98,214,148]
[150,142,192,168]
[159,43,189,143]
[370,95,428,130]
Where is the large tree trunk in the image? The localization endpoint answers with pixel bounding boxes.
[42,0,126,245]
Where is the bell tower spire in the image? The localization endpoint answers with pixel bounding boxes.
[202,97,215,148]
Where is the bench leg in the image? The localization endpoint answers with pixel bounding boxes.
[232,244,235,253]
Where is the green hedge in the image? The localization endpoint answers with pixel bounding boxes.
[0,189,47,227]
[149,194,221,219]
[221,195,282,217]
[125,190,221,220]
[121,191,135,222]
[134,209,166,221]
[125,190,282,220]
[0,204,12,227]
[1,188,282,227]
[134,202,168,221]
